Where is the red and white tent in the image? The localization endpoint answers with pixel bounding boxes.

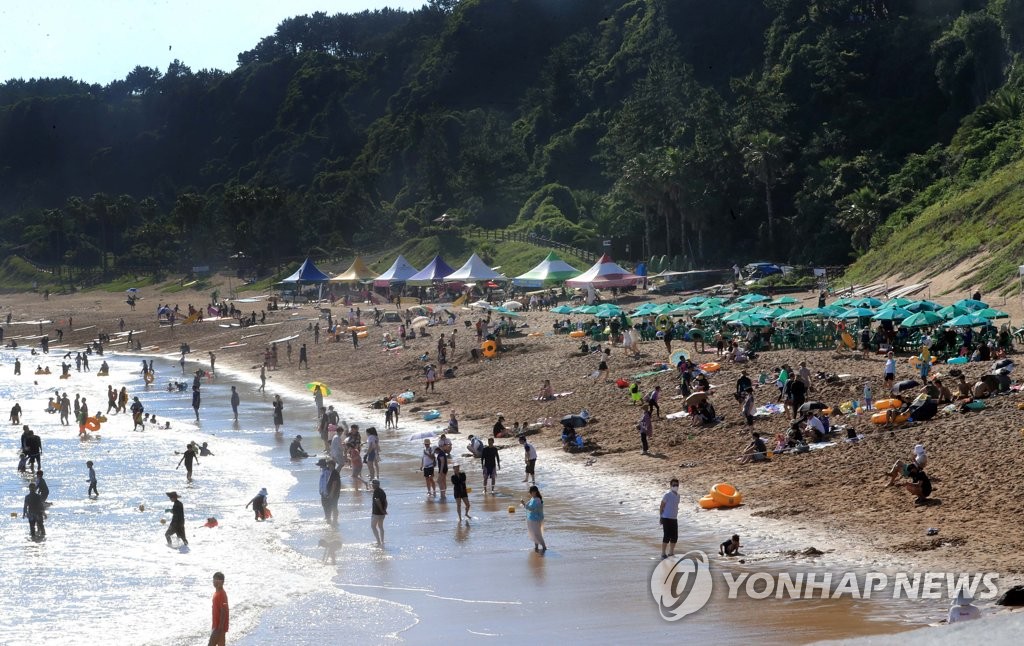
[564,254,640,288]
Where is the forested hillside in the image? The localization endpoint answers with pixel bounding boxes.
[1,0,1022,280]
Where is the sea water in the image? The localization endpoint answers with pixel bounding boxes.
[0,346,939,645]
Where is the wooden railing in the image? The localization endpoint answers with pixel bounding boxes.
[467,229,598,263]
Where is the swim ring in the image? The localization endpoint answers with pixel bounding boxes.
[481,340,498,358]
[709,483,743,507]
[144,372,155,384]
[568,330,586,338]
[871,411,909,424]
[699,495,720,509]
[83,417,101,432]
[655,315,671,332]
[946,356,968,365]
[699,362,721,373]
[422,410,441,421]
[874,399,902,410]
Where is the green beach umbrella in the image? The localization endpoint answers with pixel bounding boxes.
[682,296,708,306]
[722,311,745,322]
[724,302,749,311]
[830,297,854,308]
[701,298,726,307]
[900,311,943,328]
[839,307,876,319]
[770,296,800,305]
[738,293,770,304]
[905,300,941,313]
[572,305,598,315]
[728,314,770,327]
[976,308,1009,320]
[550,305,573,314]
[777,307,813,320]
[953,298,988,312]
[694,306,729,320]
[881,297,914,309]
[944,314,989,327]
[849,297,883,308]
[818,305,849,318]
[937,304,968,319]
[871,307,913,321]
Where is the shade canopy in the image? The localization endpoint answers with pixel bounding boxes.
[331,256,379,283]
[280,257,332,283]
[446,253,503,282]
[513,252,580,286]
[564,254,639,289]
[374,255,420,286]
[407,255,454,285]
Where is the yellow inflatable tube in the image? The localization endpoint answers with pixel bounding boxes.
[709,483,743,507]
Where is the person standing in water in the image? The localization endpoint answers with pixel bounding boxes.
[659,478,680,559]
[86,460,98,497]
[318,459,341,526]
[420,439,437,496]
[481,438,501,494]
[208,352,216,376]
[298,343,308,369]
[371,479,387,547]
[245,488,268,521]
[272,395,284,433]
[192,386,202,421]
[451,463,471,521]
[165,491,188,547]
[230,386,240,422]
[209,572,229,646]
[520,486,546,552]
[177,444,199,482]
[23,482,45,539]
[519,435,538,484]
[364,428,380,481]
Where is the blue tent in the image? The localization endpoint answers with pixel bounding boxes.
[280,257,332,283]
[407,255,454,284]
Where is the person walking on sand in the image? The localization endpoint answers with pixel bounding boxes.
[421,439,437,496]
[659,478,680,559]
[177,444,199,483]
[638,406,653,455]
[258,364,267,393]
[370,479,387,547]
[86,460,98,497]
[519,435,538,484]
[165,491,188,547]
[645,386,662,418]
[520,486,546,552]
[209,572,229,646]
[298,343,308,369]
[272,395,284,433]
[230,386,240,421]
[451,463,471,521]
[481,437,501,494]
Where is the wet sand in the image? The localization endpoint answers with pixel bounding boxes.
[1,283,1019,641]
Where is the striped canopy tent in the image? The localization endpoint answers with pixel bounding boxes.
[373,255,419,287]
[330,256,379,283]
[445,253,503,282]
[565,254,640,289]
[513,251,580,286]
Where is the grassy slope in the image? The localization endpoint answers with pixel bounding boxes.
[845,156,1024,295]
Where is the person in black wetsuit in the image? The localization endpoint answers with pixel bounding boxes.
[165,491,188,546]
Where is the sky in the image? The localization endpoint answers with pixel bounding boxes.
[0,0,428,85]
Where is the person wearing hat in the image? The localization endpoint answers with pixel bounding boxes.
[451,464,471,521]
[246,488,268,521]
[289,435,309,459]
[370,479,388,547]
[165,492,188,546]
[947,590,981,623]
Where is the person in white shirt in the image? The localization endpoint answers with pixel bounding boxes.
[947,591,981,623]
[421,439,437,496]
[807,412,827,441]
[659,478,681,559]
[913,443,927,469]
[519,436,538,484]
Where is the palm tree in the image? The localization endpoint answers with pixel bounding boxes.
[741,131,787,247]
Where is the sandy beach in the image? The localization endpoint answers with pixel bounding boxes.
[3,279,1023,637]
